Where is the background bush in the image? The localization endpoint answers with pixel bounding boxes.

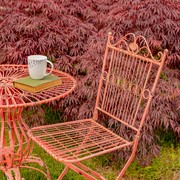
[0,0,179,163]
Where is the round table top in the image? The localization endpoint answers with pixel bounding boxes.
[0,64,76,109]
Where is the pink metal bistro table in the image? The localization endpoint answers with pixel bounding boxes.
[0,64,76,179]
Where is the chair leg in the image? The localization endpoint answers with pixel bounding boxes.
[116,139,139,180]
[58,166,69,180]
[75,162,106,180]
[62,162,106,180]
[116,153,135,180]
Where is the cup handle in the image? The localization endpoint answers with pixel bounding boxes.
[44,60,54,76]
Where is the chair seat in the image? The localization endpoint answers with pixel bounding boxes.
[28,119,132,163]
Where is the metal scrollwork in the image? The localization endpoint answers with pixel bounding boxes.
[107,32,166,62]
[142,89,151,99]
[102,71,108,81]
[107,74,144,96]
[131,84,142,96]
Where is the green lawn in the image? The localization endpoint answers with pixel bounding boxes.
[0,144,179,180]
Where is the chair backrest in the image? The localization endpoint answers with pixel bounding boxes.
[93,32,168,136]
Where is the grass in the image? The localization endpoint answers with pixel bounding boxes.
[0,144,179,179]
[126,146,180,180]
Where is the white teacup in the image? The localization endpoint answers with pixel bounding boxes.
[28,55,54,79]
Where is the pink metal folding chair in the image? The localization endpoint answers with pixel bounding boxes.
[28,32,168,179]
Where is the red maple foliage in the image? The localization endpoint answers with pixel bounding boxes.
[0,0,179,163]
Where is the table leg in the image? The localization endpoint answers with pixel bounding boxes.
[0,107,51,179]
[4,167,21,180]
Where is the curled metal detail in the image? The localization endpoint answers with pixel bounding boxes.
[102,71,108,81]
[106,74,145,96]
[142,89,151,99]
[107,32,165,62]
